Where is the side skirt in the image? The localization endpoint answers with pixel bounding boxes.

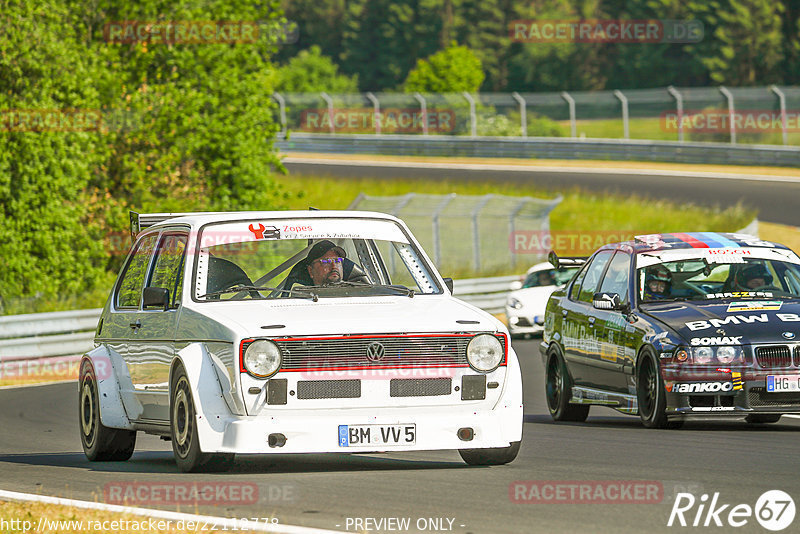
[570,386,639,415]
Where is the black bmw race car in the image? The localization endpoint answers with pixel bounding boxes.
[540,232,800,428]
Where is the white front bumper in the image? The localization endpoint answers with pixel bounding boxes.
[209,403,523,454]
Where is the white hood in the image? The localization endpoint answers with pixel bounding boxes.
[193,296,504,337]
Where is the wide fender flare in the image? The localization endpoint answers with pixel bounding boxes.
[498,345,524,442]
[81,346,135,430]
[171,343,232,452]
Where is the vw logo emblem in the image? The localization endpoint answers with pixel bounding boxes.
[783,331,796,340]
[366,342,386,362]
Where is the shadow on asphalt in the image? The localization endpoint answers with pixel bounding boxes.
[0,451,466,475]
[524,413,800,431]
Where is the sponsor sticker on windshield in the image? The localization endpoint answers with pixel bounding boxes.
[703,249,752,263]
[704,291,773,299]
[727,300,782,312]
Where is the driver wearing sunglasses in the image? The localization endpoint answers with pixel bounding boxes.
[306,240,346,286]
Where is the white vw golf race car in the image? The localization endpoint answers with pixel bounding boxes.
[80,211,523,471]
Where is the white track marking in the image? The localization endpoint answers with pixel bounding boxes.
[283,156,800,184]
[0,489,342,533]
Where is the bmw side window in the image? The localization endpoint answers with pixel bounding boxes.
[577,250,614,303]
[116,233,159,309]
[568,264,588,301]
[599,252,631,303]
[148,234,188,308]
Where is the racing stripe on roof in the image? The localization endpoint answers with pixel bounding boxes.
[672,232,709,248]
[694,232,724,248]
[700,232,739,248]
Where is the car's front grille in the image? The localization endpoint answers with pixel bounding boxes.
[755,346,793,369]
[795,346,800,367]
[246,334,505,372]
[389,378,451,397]
[296,380,361,399]
[747,387,800,408]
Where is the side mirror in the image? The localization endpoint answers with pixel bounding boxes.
[509,280,522,291]
[443,277,454,293]
[143,286,170,310]
[592,292,623,311]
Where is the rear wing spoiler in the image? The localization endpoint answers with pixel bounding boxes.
[548,250,589,269]
[129,210,222,241]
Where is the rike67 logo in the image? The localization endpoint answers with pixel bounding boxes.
[668,490,795,531]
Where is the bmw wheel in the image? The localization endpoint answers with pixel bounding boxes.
[170,366,234,472]
[545,348,589,422]
[637,349,682,429]
[459,441,521,466]
[79,359,136,461]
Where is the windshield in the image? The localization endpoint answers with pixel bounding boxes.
[637,257,800,302]
[194,218,441,301]
[522,267,578,288]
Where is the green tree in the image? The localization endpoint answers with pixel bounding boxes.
[404,43,485,92]
[686,0,784,84]
[275,45,359,92]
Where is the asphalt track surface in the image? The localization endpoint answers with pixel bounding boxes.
[2,339,800,533]
[283,159,800,226]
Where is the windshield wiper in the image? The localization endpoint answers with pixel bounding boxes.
[334,280,415,297]
[198,285,319,301]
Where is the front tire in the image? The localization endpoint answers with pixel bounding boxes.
[170,366,234,472]
[79,359,136,461]
[545,348,589,422]
[637,349,681,429]
[459,441,521,466]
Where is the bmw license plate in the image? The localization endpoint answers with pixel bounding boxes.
[338,424,416,447]
[766,375,800,392]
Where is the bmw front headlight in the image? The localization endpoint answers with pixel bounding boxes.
[508,297,523,310]
[466,334,504,372]
[716,346,741,364]
[243,340,282,378]
[693,346,713,364]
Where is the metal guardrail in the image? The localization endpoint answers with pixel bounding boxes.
[0,278,517,364]
[0,309,101,361]
[277,133,800,167]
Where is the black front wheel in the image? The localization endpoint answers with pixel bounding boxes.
[545,349,589,422]
[170,366,234,472]
[637,349,681,429]
[79,359,136,461]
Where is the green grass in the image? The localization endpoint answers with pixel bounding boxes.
[276,173,756,277]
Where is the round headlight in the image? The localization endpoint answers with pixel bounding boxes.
[674,349,689,362]
[508,298,523,310]
[716,346,738,364]
[244,340,282,378]
[467,334,504,372]
[694,346,713,364]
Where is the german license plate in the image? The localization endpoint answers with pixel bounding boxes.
[338,424,416,447]
[766,375,800,392]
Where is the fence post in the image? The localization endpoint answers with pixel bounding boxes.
[719,86,736,145]
[667,86,684,143]
[614,90,629,140]
[561,91,576,137]
[413,92,428,135]
[432,194,456,266]
[366,92,381,135]
[320,92,334,134]
[272,92,287,138]
[462,92,477,137]
[512,92,527,137]
[471,194,494,272]
[770,85,788,146]
[508,199,528,268]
